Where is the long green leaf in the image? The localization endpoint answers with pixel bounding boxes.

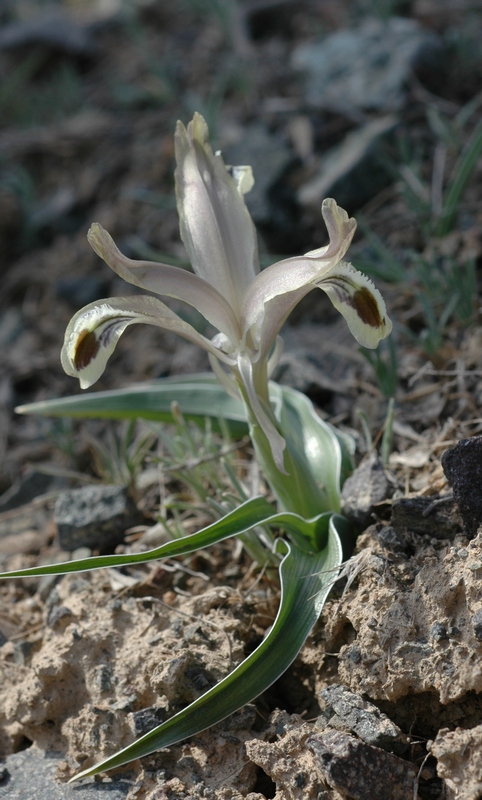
[15,378,354,497]
[0,497,338,580]
[0,496,273,579]
[70,521,344,782]
[16,374,248,438]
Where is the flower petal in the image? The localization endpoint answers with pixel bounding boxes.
[175,113,259,314]
[87,223,240,344]
[242,199,356,351]
[61,295,234,389]
[316,262,392,348]
[225,164,254,196]
[305,198,357,260]
[242,199,357,350]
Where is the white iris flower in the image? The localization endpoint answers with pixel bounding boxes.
[62,113,391,471]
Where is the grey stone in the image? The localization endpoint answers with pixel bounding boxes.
[292,17,444,112]
[430,622,448,642]
[308,730,416,800]
[225,123,293,225]
[471,610,482,641]
[376,525,407,553]
[0,747,132,798]
[0,307,24,348]
[131,705,165,736]
[298,116,398,212]
[54,485,141,551]
[341,451,392,529]
[391,494,460,539]
[320,685,408,755]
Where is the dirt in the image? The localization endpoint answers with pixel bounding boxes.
[2,497,482,797]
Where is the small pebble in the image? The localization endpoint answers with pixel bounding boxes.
[471,610,482,641]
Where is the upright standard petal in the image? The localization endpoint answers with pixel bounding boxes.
[241,199,357,349]
[87,224,240,345]
[61,295,234,389]
[175,113,259,315]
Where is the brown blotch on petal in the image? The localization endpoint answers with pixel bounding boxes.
[349,287,384,328]
[74,329,99,371]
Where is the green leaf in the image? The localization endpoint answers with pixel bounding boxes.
[0,496,274,580]
[16,374,248,438]
[70,518,344,782]
[0,496,340,580]
[273,384,354,514]
[16,376,353,508]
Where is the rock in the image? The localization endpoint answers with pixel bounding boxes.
[376,525,408,554]
[246,711,416,800]
[327,530,482,706]
[308,730,416,799]
[292,17,444,112]
[0,528,51,556]
[430,725,482,800]
[54,485,141,551]
[320,684,408,755]
[390,494,461,539]
[298,116,398,213]
[131,705,165,736]
[430,622,448,642]
[0,12,97,58]
[47,605,75,630]
[471,610,482,641]
[341,451,393,529]
[0,746,131,798]
[441,437,482,536]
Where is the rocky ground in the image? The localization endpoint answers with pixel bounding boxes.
[1,1,482,798]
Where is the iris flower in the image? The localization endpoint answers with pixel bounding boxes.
[62,113,391,471]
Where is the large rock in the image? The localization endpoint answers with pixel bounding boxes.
[292,17,444,112]
[442,436,482,536]
[54,484,141,551]
[320,684,408,755]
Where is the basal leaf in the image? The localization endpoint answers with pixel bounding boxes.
[0,497,339,581]
[0,496,274,580]
[16,374,248,437]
